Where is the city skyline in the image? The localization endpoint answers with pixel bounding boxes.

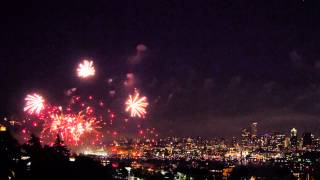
[2,120,319,179]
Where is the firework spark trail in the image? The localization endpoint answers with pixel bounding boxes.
[24,93,45,115]
[125,92,148,118]
[77,60,95,78]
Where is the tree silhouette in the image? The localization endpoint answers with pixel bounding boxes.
[23,134,42,159]
[21,134,44,179]
[53,134,70,160]
[0,131,21,180]
[21,134,73,180]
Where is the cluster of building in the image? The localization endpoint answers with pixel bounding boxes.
[104,122,320,179]
[1,121,320,179]
[109,122,320,160]
[240,123,319,152]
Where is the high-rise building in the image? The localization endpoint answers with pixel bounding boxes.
[251,122,258,138]
[302,132,313,146]
[241,128,250,146]
[290,128,298,147]
[284,137,291,148]
[291,128,297,137]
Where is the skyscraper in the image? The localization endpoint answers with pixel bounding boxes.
[241,128,250,147]
[302,132,313,147]
[290,128,298,147]
[291,128,297,137]
[251,122,258,138]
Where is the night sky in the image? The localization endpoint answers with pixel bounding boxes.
[1,0,320,137]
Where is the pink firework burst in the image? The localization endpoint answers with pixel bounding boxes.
[125,92,148,118]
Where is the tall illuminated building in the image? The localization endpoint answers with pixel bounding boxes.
[290,128,298,147]
[251,122,258,138]
[241,128,250,147]
[291,128,297,137]
[284,137,290,148]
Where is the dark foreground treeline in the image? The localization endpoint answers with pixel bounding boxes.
[0,131,115,180]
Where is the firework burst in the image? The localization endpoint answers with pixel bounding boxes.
[125,92,148,118]
[20,54,158,151]
[41,111,101,146]
[77,60,95,78]
[24,93,45,115]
